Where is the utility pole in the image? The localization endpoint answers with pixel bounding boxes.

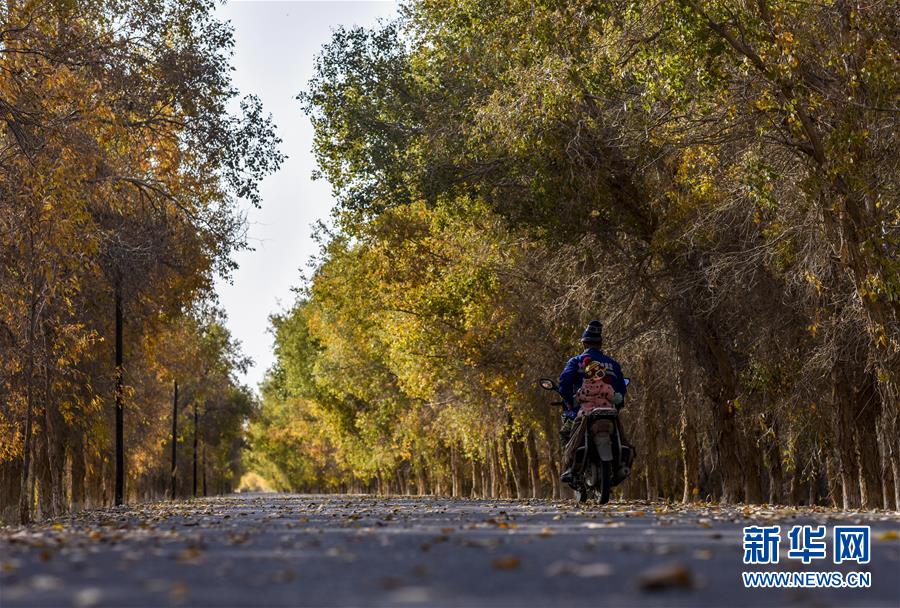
[170,380,178,500]
[114,285,124,506]
[192,401,198,498]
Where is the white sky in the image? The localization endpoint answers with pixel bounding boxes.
[213,1,399,390]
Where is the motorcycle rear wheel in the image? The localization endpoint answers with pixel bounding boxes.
[598,461,612,504]
[575,463,597,503]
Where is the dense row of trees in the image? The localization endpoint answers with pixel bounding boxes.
[0,0,281,523]
[251,0,898,508]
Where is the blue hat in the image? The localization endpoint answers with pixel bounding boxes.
[581,320,603,343]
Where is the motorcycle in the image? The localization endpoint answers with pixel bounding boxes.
[538,377,635,504]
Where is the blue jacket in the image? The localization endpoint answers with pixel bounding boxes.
[559,348,627,413]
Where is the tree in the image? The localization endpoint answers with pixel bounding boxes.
[249,0,898,507]
[0,0,281,522]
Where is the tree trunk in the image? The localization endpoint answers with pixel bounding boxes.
[35,431,52,519]
[833,363,859,509]
[855,430,879,509]
[487,439,500,498]
[891,449,900,513]
[879,396,900,510]
[450,444,459,497]
[825,455,840,508]
[679,404,697,503]
[192,402,198,498]
[526,431,540,499]
[42,343,67,516]
[880,403,900,510]
[768,450,783,505]
[432,469,443,496]
[42,399,64,516]
[712,400,742,502]
[71,436,85,512]
[875,415,893,510]
[415,458,426,495]
[18,286,38,524]
[743,448,765,505]
[544,416,561,499]
[171,380,178,500]
[809,468,820,506]
[787,434,802,506]
[202,443,207,497]
[18,365,34,524]
[505,437,527,499]
[854,375,883,509]
[114,286,124,506]
[496,439,508,498]
[645,400,659,501]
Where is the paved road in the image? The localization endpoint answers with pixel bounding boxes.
[1,494,898,607]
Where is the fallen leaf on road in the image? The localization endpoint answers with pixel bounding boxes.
[169,581,188,603]
[387,586,432,603]
[637,562,695,591]
[143,578,169,593]
[545,562,612,577]
[380,576,404,590]
[492,555,521,570]
[73,588,103,608]
[463,538,497,549]
[271,569,296,583]
[177,547,203,564]
[30,575,63,590]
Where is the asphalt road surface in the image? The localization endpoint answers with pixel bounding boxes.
[1,494,898,607]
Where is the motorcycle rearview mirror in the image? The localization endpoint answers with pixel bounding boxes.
[624,377,631,387]
[538,378,556,391]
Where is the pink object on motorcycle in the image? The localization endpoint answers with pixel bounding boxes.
[575,376,615,413]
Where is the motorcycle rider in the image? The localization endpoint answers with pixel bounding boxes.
[558,320,627,484]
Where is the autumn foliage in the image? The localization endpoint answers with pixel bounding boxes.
[0,0,281,523]
[251,0,898,508]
